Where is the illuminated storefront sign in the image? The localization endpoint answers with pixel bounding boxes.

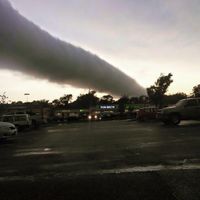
[100,105,116,109]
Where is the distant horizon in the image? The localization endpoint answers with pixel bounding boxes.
[2,82,193,103]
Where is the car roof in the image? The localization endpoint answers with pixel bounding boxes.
[0,121,15,126]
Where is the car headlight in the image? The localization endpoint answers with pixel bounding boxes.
[94,115,98,119]
[88,115,92,120]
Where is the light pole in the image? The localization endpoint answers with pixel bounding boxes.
[24,93,30,102]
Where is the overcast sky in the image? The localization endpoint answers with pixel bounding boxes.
[1,0,200,101]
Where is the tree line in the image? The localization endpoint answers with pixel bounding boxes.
[1,73,200,109]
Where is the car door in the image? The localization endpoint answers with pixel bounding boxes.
[181,99,199,119]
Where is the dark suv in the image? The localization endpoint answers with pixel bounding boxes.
[157,98,200,125]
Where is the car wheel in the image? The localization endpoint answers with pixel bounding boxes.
[170,114,181,125]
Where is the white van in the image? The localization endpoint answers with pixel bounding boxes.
[2,114,32,129]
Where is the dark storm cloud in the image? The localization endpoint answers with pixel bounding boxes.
[0,0,145,96]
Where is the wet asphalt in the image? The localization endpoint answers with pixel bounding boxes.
[1,120,200,200]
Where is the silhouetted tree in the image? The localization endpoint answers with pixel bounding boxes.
[130,96,148,104]
[11,101,23,105]
[192,84,200,97]
[52,94,72,108]
[139,95,149,104]
[147,73,173,107]
[31,100,50,106]
[59,94,72,107]
[130,97,139,104]
[0,92,8,104]
[52,99,61,107]
[72,90,99,109]
[99,95,114,104]
[117,96,129,113]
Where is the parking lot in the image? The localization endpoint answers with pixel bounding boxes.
[1,120,200,200]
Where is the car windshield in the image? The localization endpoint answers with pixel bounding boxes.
[14,116,27,121]
[175,99,187,107]
[1,0,200,199]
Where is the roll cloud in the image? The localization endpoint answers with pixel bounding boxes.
[0,0,146,96]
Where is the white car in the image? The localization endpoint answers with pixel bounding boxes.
[0,122,17,139]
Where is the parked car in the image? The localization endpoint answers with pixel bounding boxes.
[2,114,32,129]
[100,111,116,120]
[136,107,158,121]
[26,111,45,127]
[157,98,200,125]
[0,122,17,139]
[68,112,80,121]
[87,112,101,121]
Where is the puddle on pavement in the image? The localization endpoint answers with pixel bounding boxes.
[99,163,200,174]
[47,127,81,133]
[139,141,162,148]
[13,147,62,157]
[47,129,67,133]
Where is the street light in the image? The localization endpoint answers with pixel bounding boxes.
[24,93,30,102]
